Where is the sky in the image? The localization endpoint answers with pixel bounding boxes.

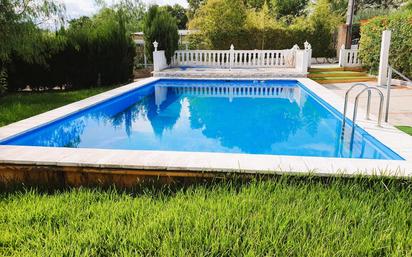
[60,0,189,20]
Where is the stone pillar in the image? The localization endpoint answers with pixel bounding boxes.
[336,24,348,56]
[295,50,309,74]
[378,30,391,86]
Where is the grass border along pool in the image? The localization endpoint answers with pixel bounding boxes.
[1,176,412,256]
[0,86,117,127]
[397,126,412,136]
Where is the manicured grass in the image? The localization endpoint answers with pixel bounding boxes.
[1,177,412,256]
[397,126,412,136]
[0,86,117,127]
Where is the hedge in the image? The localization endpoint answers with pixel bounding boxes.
[187,0,339,57]
[6,12,136,92]
[188,27,336,57]
[359,10,412,78]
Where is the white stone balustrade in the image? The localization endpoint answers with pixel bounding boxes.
[339,45,362,67]
[171,46,302,69]
[153,43,311,74]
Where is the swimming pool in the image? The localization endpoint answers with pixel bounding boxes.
[0,79,403,160]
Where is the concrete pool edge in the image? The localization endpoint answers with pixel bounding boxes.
[0,77,411,183]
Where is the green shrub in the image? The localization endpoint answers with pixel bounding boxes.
[0,67,7,95]
[6,9,136,91]
[359,10,412,78]
[143,6,179,64]
[188,0,340,57]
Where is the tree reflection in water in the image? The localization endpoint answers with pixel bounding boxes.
[188,96,303,154]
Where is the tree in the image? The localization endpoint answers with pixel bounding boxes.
[328,0,408,15]
[244,2,278,49]
[143,6,179,64]
[304,0,341,56]
[189,0,247,48]
[95,0,145,34]
[270,0,309,18]
[187,0,205,17]
[0,0,65,64]
[244,0,266,9]
[161,4,188,29]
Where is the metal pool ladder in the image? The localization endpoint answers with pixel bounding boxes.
[341,83,384,138]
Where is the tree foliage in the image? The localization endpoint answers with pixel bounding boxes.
[0,0,65,64]
[187,0,206,17]
[328,0,408,16]
[189,0,340,56]
[189,0,247,48]
[161,4,188,29]
[143,6,179,64]
[95,0,145,34]
[245,2,279,49]
[270,0,309,18]
[359,10,412,78]
[6,8,136,91]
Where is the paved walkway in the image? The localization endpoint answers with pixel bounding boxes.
[322,81,412,126]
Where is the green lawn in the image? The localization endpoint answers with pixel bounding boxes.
[397,126,412,136]
[0,86,116,127]
[1,177,412,256]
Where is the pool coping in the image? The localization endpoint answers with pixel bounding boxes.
[0,77,412,178]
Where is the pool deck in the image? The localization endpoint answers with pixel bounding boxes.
[1,77,412,187]
[322,81,412,126]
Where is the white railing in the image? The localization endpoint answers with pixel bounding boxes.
[153,42,312,73]
[171,47,294,68]
[172,50,232,68]
[339,45,361,67]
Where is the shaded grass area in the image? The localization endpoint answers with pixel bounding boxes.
[397,126,412,136]
[1,177,412,256]
[0,86,117,127]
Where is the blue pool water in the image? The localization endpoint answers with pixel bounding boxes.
[0,79,403,160]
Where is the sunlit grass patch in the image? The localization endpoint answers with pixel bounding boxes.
[0,86,117,127]
[1,176,412,256]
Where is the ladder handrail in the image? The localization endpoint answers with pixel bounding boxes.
[341,83,371,132]
[352,87,384,129]
[385,65,412,122]
[390,66,412,83]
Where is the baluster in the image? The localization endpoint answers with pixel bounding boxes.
[232,52,236,67]
[263,52,267,66]
[270,52,273,66]
[354,51,358,64]
[249,52,253,67]
[213,53,216,67]
[254,52,257,66]
[242,52,245,66]
[260,52,263,66]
